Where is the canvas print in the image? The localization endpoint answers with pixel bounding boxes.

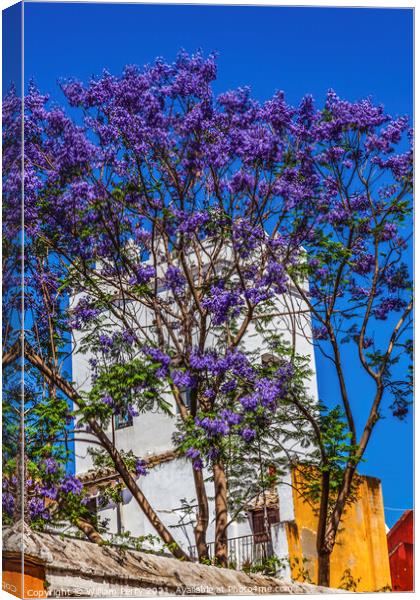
[2,1,414,597]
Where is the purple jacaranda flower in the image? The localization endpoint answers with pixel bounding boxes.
[41,485,58,500]
[241,428,256,443]
[43,457,58,475]
[2,492,15,516]
[186,447,200,460]
[127,404,139,418]
[220,408,242,426]
[101,394,114,407]
[240,395,259,412]
[220,380,237,394]
[202,284,244,325]
[195,416,230,437]
[172,370,196,389]
[71,297,100,330]
[128,265,155,286]
[374,297,406,320]
[98,334,114,353]
[193,457,204,471]
[135,459,148,477]
[207,446,220,461]
[122,330,136,345]
[313,326,329,340]
[28,497,50,520]
[164,265,186,293]
[144,347,171,367]
[60,476,83,496]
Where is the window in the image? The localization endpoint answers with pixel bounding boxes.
[251,508,280,543]
[115,411,133,430]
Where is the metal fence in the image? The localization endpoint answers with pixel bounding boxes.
[188,534,274,569]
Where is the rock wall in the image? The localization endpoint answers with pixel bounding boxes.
[2,524,345,597]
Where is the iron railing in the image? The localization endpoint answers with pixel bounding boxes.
[188,534,273,569]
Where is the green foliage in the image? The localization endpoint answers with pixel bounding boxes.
[338,568,361,592]
[243,555,287,577]
[102,530,164,553]
[79,356,172,429]
[289,556,315,585]
[88,446,139,475]
[293,403,363,517]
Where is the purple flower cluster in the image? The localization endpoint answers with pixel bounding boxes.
[42,485,58,500]
[189,348,254,380]
[241,428,256,443]
[164,265,186,294]
[98,334,114,353]
[2,491,15,516]
[232,219,264,258]
[313,326,329,341]
[71,297,100,330]
[60,475,83,496]
[173,210,210,235]
[374,297,406,320]
[43,457,58,475]
[28,497,49,520]
[186,448,204,471]
[202,284,244,325]
[135,459,148,477]
[239,371,290,414]
[127,404,140,418]
[144,347,171,377]
[101,394,114,407]
[129,265,155,286]
[172,370,196,389]
[195,415,230,437]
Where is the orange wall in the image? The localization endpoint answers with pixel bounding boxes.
[286,469,392,592]
[2,556,47,599]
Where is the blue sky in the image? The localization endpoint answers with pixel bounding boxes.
[19,2,413,526]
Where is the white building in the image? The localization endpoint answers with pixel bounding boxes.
[71,241,318,575]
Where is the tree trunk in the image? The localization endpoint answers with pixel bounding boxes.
[74,517,104,544]
[317,550,331,588]
[193,467,209,560]
[316,470,331,587]
[213,461,228,567]
[24,345,190,561]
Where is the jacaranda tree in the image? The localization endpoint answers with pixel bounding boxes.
[2,51,412,585]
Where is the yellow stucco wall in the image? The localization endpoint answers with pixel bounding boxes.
[286,468,392,591]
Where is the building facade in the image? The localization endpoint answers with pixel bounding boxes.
[387,509,414,592]
[70,245,391,589]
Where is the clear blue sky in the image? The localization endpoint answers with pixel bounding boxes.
[20,2,413,526]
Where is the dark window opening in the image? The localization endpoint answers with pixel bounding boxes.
[115,411,133,429]
[251,507,280,543]
[85,496,98,518]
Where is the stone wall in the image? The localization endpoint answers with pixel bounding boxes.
[2,523,344,597]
